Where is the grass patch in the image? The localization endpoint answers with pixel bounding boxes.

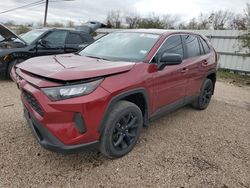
[217,69,250,86]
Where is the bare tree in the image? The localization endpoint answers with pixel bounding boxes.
[230,14,247,30]
[125,12,140,29]
[186,18,198,29]
[161,14,180,29]
[245,3,250,28]
[210,10,234,29]
[177,22,187,29]
[138,16,164,29]
[47,22,64,28]
[197,13,211,29]
[241,3,250,53]
[66,20,75,28]
[106,10,122,28]
[106,20,112,28]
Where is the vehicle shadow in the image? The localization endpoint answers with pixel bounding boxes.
[0,79,13,83]
[34,106,192,169]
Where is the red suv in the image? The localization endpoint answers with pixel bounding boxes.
[12,30,217,158]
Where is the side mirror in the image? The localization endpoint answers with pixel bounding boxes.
[38,39,49,48]
[158,53,182,70]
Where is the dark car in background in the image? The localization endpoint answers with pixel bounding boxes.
[0,21,104,78]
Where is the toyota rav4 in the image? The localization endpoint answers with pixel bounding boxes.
[11,30,217,158]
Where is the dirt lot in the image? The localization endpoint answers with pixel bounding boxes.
[0,80,249,188]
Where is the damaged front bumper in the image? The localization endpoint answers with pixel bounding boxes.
[23,105,99,154]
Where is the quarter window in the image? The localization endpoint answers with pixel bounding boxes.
[183,35,200,58]
[82,34,94,43]
[200,37,210,54]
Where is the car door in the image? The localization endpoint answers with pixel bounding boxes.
[151,35,188,112]
[181,35,208,98]
[36,30,68,56]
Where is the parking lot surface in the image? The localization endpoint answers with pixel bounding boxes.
[0,80,249,188]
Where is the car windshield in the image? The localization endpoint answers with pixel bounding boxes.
[21,29,46,44]
[79,32,160,62]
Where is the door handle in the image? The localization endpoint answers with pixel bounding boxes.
[202,60,209,67]
[181,67,189,73]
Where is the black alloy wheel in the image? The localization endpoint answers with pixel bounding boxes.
[192,78,214,110]
[201,81,213,107]
[112,112,139,150]
[100,101,143,158]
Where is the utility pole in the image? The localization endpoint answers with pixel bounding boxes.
[43,0,49,27]
[43,0,74,27]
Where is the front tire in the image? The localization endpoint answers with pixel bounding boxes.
[7,59,24,79]
[192,79,214,110]
[100,101,143,159]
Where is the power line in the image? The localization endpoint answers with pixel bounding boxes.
[0,0,45,15]
[0,0,73,15]
[0,0,75,26]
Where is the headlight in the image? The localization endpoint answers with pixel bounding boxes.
[42,78,103,101]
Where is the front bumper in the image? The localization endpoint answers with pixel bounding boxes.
[23,104,99,154]
[14,68,111,152]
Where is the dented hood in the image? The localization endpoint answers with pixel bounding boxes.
[16,54,135,81]
[0,24,27,44]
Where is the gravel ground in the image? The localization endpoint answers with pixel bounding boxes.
[0,80,249,188]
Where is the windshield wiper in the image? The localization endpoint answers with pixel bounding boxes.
[85,55,111,61]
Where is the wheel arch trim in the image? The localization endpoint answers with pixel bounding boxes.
[98,88,150,133]
[203,70,216,94]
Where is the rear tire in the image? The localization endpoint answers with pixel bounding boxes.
[100,101,143,159]
[192,79,213,110]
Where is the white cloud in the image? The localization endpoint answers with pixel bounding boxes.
[0,0,248,24]
[134,0,201,19]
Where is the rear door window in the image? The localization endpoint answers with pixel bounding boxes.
[183,35,201,58]
[66,32,83,44]
[43,30,68,45]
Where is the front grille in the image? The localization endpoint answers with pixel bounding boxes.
[23,91,43,116]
